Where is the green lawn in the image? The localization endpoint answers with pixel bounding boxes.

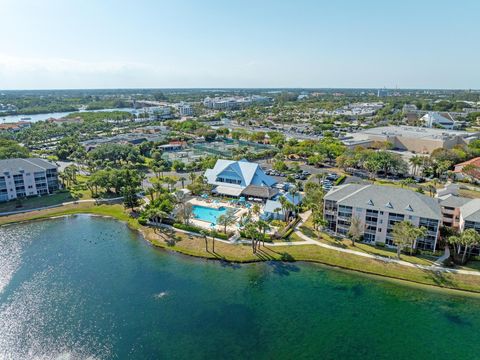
[459,188,480,199]
[299,218,436,266]
[1,202,480,293]
[0,191,77,213]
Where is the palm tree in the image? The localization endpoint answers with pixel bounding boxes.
[409,155,423,176]
[256,220,271,248]
[217,209,236,234]
[244,222,260,253]
[179,176,187,189]
[278,196,290,222]
[147,208,169,226]
[458,229,480,264]
[347,216,362,246]
[146,187,156,202]
[392,221,427,258]
[200,229,209,252]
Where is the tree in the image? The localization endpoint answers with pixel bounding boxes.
[256,219,271,248]
[0,139,30,159]
[409,155,423,176]
[199,230,209,252]
[347,216,362,246]
[179,176,187,189]
[244,222,260,253]
[123,186,139,211]
[392,221,427,258]
[278,196,291,222]
[217,209,236,234]
[448,229,480,264]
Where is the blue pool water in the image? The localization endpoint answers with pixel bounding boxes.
[192,205,229,224]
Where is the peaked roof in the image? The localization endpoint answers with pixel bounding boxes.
[460,198,480,222]
[204,159,276,189]
[324,184,441,220]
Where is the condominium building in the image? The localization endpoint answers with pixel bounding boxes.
[0,158,59,202]
[439,194,480,255]
[178,103,193,116]
[324,184,441,250]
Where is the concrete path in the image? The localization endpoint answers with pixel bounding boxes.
[292,212,480,277]
[0,197,124,217]
[434,246,451,266]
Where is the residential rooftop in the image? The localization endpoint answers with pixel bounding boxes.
[325,184,441,220]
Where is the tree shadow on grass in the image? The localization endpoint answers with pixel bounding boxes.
[155,227,181,246]
[422,268,455,288]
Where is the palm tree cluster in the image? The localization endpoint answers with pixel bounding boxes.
[448,229,480,264]
[391,221,427,258]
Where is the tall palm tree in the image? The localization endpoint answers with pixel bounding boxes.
[180,176,187,189]
[409,155,422,176]
[244,222,259,254]
[200,229,209,252]
[256,220,271,248]
[217,209,236,234]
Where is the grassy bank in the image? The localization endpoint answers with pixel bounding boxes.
[2,203,480,293]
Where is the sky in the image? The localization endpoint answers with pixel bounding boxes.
[0,0,479,90]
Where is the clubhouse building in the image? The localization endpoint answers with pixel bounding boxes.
[205,159,278,200]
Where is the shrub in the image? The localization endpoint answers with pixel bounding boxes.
[138,217,147,225]
[282,228,294,239]
[375,241,385,247]
[173,222,203,233]
[334,175,346,186]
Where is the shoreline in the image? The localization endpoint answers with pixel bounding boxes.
[2,203,480,295]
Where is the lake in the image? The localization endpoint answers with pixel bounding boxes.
[0,215,479,359]
[0,108,137,123]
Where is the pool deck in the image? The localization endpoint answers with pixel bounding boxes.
[188,198,251,233]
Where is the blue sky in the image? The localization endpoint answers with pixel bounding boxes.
[1,0,479,89]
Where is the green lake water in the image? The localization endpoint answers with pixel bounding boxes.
[0,215,479,359]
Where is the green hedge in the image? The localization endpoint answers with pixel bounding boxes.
[173,223,230,240]
[239,231,273,242]
[173,222,203,233]
[282,228,294,239]
[334,175,346,186]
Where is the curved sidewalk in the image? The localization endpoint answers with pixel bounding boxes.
[293,212,480,277]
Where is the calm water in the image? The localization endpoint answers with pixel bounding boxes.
[0,215,480,359]
[0,108,137,123]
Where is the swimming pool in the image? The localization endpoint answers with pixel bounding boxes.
[192,205,232,224]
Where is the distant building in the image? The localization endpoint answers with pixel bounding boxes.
[0,158,59,202]
[203,95,271,110]
[178,103,193,116]
[421,112,455,130]
[454,157,480,181]
[158,141,187,152]
[324,184,441,250]
[402,104,418,113]
[147,106,172,120]
[343,126,479,154]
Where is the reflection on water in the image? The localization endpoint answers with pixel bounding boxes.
[0,215,479,359]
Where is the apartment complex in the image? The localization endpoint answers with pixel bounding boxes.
[203,95,271,110]
[421,112,455,130]
[343,126,479,154]
[178,103,193,116]
[324,184,441,250]
[0,158,59,202]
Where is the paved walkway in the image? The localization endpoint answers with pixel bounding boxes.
[291,211,480,277]
[0,197,124,217]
